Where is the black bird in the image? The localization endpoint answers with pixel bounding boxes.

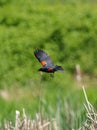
[34,49,64,73]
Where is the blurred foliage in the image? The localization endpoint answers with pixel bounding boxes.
[0,1,97,87]
[0,0,97,129]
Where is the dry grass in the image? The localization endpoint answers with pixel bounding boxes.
[80,86,97,130]
[5,109,59,130]
[4,86,97,130]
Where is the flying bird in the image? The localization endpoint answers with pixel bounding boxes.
[34,49,64,73]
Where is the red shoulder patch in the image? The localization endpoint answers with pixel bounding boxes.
[47,68,53,71]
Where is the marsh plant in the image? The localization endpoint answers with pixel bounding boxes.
[4,87,97,130]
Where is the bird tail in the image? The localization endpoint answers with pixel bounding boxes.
[55,65,64,71]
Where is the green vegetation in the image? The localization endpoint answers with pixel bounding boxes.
[5,87,97,130]
[0,0,97,129]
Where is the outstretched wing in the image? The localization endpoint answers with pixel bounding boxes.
[34,49,54,67]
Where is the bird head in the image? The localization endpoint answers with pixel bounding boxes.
[38,68,43,71]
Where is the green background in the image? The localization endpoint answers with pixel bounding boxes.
[0,0,97,129]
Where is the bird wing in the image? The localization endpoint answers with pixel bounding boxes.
[34,49,54,67]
